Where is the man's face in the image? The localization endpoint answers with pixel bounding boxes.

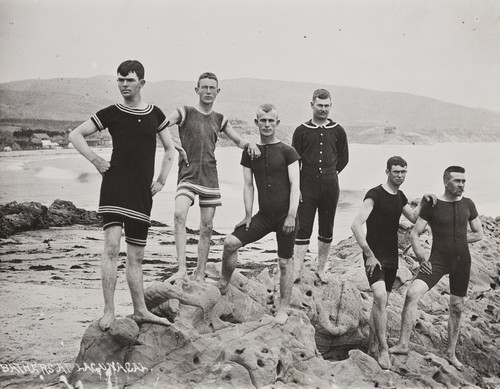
[117,71,144,99]
[196,78,219,104]
[311,97,332,121]
[445,172,466,196]
[255,109,279,137]
[386,165,407,187]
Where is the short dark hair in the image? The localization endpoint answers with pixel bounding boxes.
[257,103,277,114]
[197,72,218,87]
[117,60,145,80]
[444,165,465,180]
[386,156,407,171]
[312,88,331,102]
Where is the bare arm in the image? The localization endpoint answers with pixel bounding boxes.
[351,199,375,257]
[235,166,254,230]
[224,122,261,159]
[68,120,109,175]
[351,199,381,276]
[150,129,176,196]
[468,217,483,243]
[402,195,437,223]
[282,161,300,235]
[164,110,189,165]
[410,217,432,274]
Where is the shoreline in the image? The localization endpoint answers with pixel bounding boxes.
[1,215,499,388]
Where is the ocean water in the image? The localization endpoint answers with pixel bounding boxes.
[1,142,499,248]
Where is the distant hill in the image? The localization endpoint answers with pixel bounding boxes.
[1,76,500,144]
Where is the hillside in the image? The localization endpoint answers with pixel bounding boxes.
[1,77,500,144]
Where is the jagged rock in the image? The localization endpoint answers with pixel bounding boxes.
[46,199,101,227]
[0,199,101,237]
[69,215,500,388]
[0,201,49,237]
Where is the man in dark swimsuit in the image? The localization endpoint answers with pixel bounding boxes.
[351,156,434,369]
[292,89,349,283]
[390,166,483,370]
[218,104,300,324]
[69,60,176,330]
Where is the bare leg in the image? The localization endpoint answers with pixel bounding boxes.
[168,196,192,283]
[275,256,293,324]
[99,226,122,331]
[389,279,429,355]
[218,235,242,295]
[293,244,308,282]
[367,311,379,358]
[370,281,391,369]
[193,206,216,282]
[316,240,331,283]
[127,243,171,326]
[445,295,465,371]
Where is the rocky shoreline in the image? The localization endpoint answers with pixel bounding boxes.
[0,201,499,388]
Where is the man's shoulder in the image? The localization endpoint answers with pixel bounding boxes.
[461,196,477,209]
[277,141,294,151]
[366,184,383,194]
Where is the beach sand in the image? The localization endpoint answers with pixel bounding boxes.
[0,225,279,387]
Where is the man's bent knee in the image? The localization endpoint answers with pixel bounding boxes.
[449,296,465,314]
[223,235,242,253]
[103,241,120,261]
[371,282,388,307]
[200,219,214,236]
[174,210,188,227]
[278,256,292,269]
[406,280,428,303]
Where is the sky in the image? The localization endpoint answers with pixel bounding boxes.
[1,0,499,111]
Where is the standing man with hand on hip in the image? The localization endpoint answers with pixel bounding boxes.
[69,60,176,330]
[292,89,349,282]
[390,166,483,371]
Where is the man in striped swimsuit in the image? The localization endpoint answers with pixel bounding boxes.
[69,60,176,330]
[163,72,260,283]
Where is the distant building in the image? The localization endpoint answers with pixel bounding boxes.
[3,146,12,152]
[41,139,60,149]
[31,133,51,141]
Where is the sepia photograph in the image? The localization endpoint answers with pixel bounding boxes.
[1,0,499,388]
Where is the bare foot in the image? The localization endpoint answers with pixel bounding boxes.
[389,344,409,355]
[99,310,115,331]
[316,270,329,284]
[192,272,206,283]
[218,279,230,295]
[133,311,172,327]
[378,350,392,370]
[445,354,464,371]
[165,270,188,284]
[274,310,288,325]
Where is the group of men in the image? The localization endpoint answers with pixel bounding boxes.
[70,60,483,371]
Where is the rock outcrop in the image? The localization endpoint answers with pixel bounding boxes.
[68,215,500,388]
[0,200,101,238]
